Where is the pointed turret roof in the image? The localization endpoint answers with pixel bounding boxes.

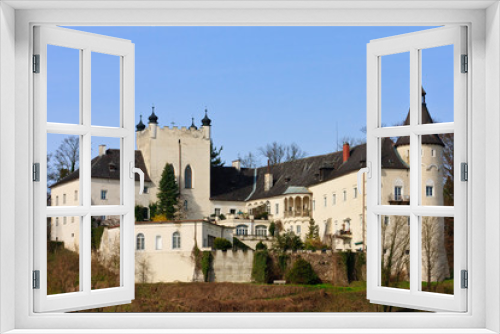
[190,117,197,130]
[148,106,158,124]
[201,109,211,126]
[395,90,445,147]
[136,115,146,131]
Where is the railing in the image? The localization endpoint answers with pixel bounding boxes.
[284,210,311,218]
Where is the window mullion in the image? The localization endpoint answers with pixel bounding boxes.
[81,47,92,294]
[409,47,420,294]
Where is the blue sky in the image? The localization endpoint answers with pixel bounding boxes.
[47,26,453,166]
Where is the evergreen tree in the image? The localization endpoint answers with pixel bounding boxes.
[157,163,179,219]
[210,140,225,167]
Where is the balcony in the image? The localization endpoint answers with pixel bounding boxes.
[336,230,353,239]
[388,194,410,205]
[284,210,311,218]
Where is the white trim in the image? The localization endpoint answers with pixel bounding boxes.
[0,3,493,333]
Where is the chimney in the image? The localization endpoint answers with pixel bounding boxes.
[232,159,241,171]
[343,142,350,162]
[99,145,106,156]
[264,160,273,191]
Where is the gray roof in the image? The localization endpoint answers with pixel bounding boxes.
[50,149,152,188]
[210,138,408,201]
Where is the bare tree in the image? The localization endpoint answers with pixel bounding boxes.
[259,142,286,165]
[381,215,410,288]
[239,152,259,168]
[135,252,152,284]
[422,217,448,291]
[259,142,307,165]
[285,143,307,162]
[50,136,79,183]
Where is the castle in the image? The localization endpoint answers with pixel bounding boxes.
[49,90,449,283]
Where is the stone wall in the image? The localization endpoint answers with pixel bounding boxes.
[212,250,254,282]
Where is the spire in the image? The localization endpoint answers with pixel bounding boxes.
[201,108,211,126]
[148,105,158,124]
[136,115,146,131]
[190,117,197,130]
[422,86,427,104]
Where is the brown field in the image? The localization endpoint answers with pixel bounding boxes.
[80,282,420,312]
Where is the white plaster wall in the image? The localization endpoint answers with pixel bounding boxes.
[211,200,246,217]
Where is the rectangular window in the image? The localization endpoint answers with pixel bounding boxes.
[353,187,358,199]
[230,209,236,214]
[143,186,149,194]
[323,196,327,207]
[215,208,220,217]
[275,203,279,214]
[101,190,107,200]
[394,186,402,200]
[343,190,347,201]
[296,225,301,234]
[312,200,315,211]
[74,190,78,201]
[332,193,336,205]
[63,194,66,204]
[426,186,433,197]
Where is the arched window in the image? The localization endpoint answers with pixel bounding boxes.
[236,225,248,236]
[172,232,181,249]
[155,235,162,250]
[184,165,192,189]
[255,225,267,237]
[136,233,145,251]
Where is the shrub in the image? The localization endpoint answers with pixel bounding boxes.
[213,238,232,251]
[273,231,303,251]
[268,222,276,237]
[232,237,251,251]
[252,250,271,283]
[285,257,321,285]
[219,214,226,220]
[255,241,267,250]
[135,205,146,222]
[91,226,105,250]
[201,251,213,282]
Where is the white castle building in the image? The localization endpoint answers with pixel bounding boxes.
[50,90,450,283]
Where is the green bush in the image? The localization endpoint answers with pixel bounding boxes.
[91,226,105,250]
[255,241,267,250]
[201,251,213,282]
[268,222,276,237]
[213,238,232,251]
[252,250,271,283]
[232,237,251,251]
[285,257,321,285]
[273,231,303,251]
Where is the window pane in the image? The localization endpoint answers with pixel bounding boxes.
[47,134,80,207]
[421,216,453,295]
[381,52,410,127]
[380,215,410,290]
[421,45,454,124]
[421,133,453,206]
[91,52,121,127]
[91,137,121,206]
[47,45,80,124]
[380,136,410,205]
[91,216,120,290]
[47,216,81,295]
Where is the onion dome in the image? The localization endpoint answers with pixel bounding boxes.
[148,106,158,124]
[190,117,197,130]
[201,108,211,126]
[136,115,146,131]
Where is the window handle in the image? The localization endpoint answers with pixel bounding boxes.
[130,161,145,194]
[357,162,371,191]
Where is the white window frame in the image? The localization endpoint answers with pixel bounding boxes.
[366,26,467,312]
[1,2,498,333]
